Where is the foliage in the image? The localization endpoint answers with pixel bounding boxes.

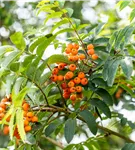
[0,0,135,150]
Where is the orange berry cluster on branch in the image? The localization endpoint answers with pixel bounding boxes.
[50,43,98,105]
[1,95,38,140]
[87,44,98,60]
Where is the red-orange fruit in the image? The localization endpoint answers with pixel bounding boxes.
[70,94,77,101]
[88,49,95,55]
[68,81,75,88]
[1,98,8,103]
[0,113,5,120]
[63,92,70,99]
[27,112,34,118]
[71,49,78,55]
[58,63,65,70]
[76,86,82,93]
[0,103,6,109]
[22,103,30,111]
[69,64,76,71]
[67,43,73,49]
[65,71,74,80]
[87,44,94,50]
[24,125,32,132]
[52,68,59,75]
[51,75,58,82]
[65,48,71,54]
[3,125,9,135]
[61,82,67,89]
[57,75,64,81]
[91,54,98,60]
[24,119,29,126]
[78,72,85,79]
[70,87,76,93]
[63,88,71,94]
[0,107,5,113]
[78,54,85,60]
[31,116,38,122]
[73,43,79,49]
[6,115,11,122]
[74,77,81,84]
[81,78,88,85]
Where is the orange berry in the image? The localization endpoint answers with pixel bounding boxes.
[87,44,94,50]
[3,125,9,135]
[24,119,29,126]
[71,49,78,55]
[6,115,11,122]
[63,88,71,94]
[26,117,32,122]
[70,87,76,93]
[58,63,65,70]
[1,98,8,103]
[81,78,88,85]
[73,43,79,49]
[68,81,75,88]
[31,116,38,123]
[72,55,79,61]
[65,48,71,54]
[69,64,76,71]
[0,113,5,120]
[76,86,82,93]
[88,49,95,55]
[115,92,121,99]
[27,112,34,118]
[23,111,28,117]
[51,75,58,82]
[74,77,81,84]
[91,54,98,60]
[0,103,6,109]
[0,107,5,113]
[63,92,70,99]
[61,82,67,89]
[67,43,73,49]
[78,54,85,60]
[68,56,74,61]
[24,125,32,132]
[78,72,85,79]
[70,94,77,101]
[52,68,59,75]
[22,103,30,111]
[65,71,74,80]
[77,93,83,98]
[57,75,64,81]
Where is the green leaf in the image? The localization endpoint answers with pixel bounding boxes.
[16,108,26,142]
[119,1,130,11]
[114,26,129,50]
[44,11,64,24]
[45,122,60,137]
[10,62,20,72]
[51,18,69,32]
[29,36,47,52]
[72,18,81,28]
[79,110,97,135]
[47,54,70,65]
[103,58,112,81]
[44,83,56,97]
[107,59,120,86]
[95,88,113,106]
[58,0,65,8]
[120,57,133,79]
[130,8,135,21]
[95,23,105,35]
[64,144,75,150]
[93,38,109,44]
[124,26,135,44]
[0,46,14,56]
[64,118,76,143]
[66,8,74,17]
[90,98,111,118]
[122,143,135,150]
[26,133,36,145]
[55,28,74,36]
[39,71,52,85]
[1,51,21,68]
[9,110,16,140]
[12,87,29,107]
[92,78,107,87]
[36,35,56,56]
[10,32,26,50]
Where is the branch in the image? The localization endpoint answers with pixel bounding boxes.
[41,136,64,149]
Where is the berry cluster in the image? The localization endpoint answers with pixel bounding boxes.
[50,43,98,105]
[87,44,98,60]
[1,95,38,139]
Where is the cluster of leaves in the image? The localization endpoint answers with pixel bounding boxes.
[0,0,135,149]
